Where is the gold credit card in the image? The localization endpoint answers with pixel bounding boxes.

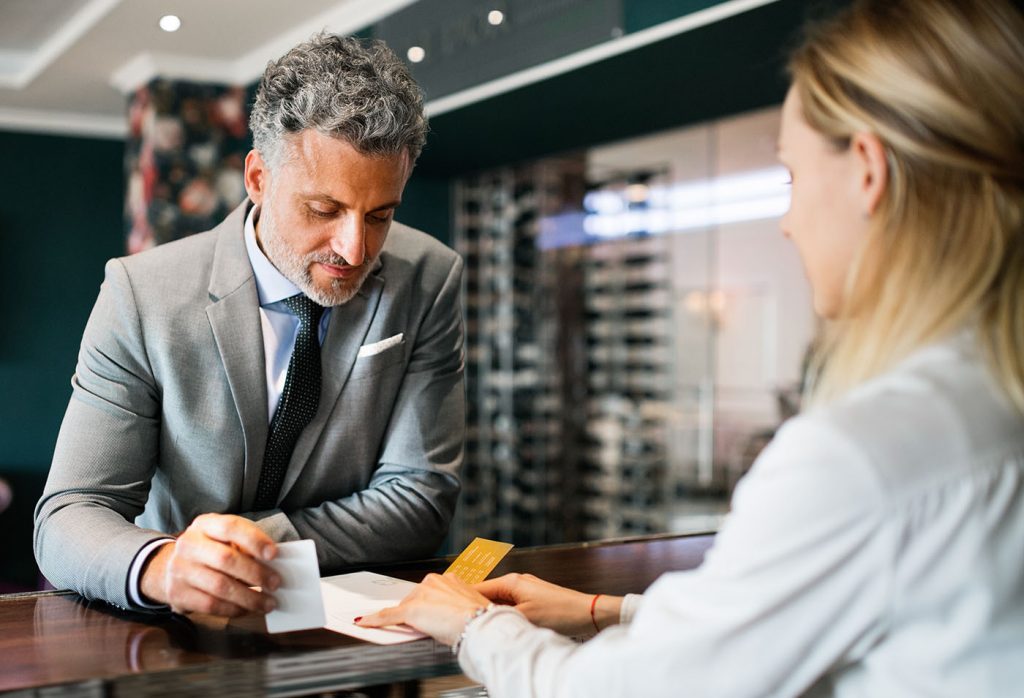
[445,537,514,584]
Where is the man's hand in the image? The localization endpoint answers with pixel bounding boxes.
[475,573,623,635]
[139,513,281,617]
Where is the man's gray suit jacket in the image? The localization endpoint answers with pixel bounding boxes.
[34,202,465,610]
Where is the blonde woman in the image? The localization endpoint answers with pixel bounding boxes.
[358,0,1024,694]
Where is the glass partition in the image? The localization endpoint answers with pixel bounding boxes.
[451,105,815,548]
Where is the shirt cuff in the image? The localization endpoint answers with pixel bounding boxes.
[619,593,644,624]
[457,605,534,682]
[126,538,174,610]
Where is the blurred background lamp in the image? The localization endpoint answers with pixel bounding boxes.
[158,15,181,32]
[407,46,426,63]
[488,10,505,26]
[626,183,649,203]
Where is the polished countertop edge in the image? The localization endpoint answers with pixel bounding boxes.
[1,531,717,602]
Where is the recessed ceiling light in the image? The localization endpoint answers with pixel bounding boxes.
[407,46,426,63]
[488,10,505,26]
[159,15,181,32]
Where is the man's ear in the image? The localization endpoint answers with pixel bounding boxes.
[244,149,268,205]
[851,132,888,217]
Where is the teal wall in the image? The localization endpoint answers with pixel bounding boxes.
[0,131,126,469]
[0,130,125,588]
[624,0,737,32]
[400,173,452,245]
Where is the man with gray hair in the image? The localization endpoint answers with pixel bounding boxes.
[35,34,464,617]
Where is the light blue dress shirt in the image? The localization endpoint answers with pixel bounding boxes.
[242,205,332,421]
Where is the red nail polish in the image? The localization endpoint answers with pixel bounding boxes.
[353,616,362,623]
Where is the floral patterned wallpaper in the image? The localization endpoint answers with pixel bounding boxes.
[125,80,251,253]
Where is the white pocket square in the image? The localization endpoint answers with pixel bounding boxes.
[357,333,404,358]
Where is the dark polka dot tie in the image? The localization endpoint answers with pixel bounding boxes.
[254,294,325,511]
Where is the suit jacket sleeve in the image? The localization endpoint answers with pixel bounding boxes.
[34,258,169,610]
[249,254,465,570]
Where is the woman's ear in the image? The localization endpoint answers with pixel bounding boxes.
[851,132,888,217]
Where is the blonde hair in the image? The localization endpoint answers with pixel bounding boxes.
[789,0,1024,412]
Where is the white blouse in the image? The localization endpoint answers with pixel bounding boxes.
[459,333,1024,697]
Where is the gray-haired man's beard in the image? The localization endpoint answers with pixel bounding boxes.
[258,213,373,307]
[294,252,372,307]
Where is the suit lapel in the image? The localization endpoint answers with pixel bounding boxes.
[278,271,385,501]
[205,201,269,511]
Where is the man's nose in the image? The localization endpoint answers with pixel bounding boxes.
[330,217,366,266]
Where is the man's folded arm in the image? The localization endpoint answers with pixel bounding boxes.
[34,259,170,610]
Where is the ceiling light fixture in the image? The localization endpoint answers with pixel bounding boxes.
[488,10,505,26]
[159,15,181,32]
[407,46,426,63]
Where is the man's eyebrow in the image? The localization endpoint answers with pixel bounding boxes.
[299,193,401,211]
[300,193,342,206]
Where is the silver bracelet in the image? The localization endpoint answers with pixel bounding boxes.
[451,603,495,656]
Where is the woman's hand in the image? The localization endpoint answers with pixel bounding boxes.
[475,573,622,635]
[355,572,492,645]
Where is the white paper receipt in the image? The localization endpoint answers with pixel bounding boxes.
[320,571,426,645]
[264,539,327,634]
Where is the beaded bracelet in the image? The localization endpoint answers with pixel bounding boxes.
[451,603,496,656]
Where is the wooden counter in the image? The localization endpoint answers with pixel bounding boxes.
[0,533,713,695]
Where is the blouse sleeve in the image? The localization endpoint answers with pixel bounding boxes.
[619,593,644,624]
[458,414,894,698]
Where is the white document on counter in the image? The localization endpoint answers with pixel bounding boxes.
[261,540,425,643]
[320,571,427,645]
